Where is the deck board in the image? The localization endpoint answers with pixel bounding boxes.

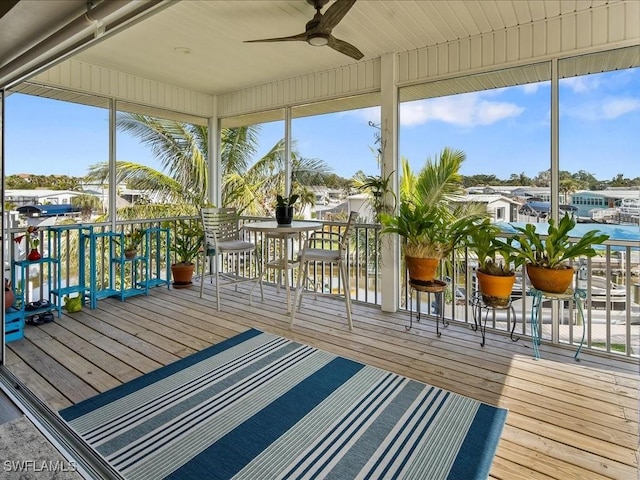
[5,283,639,480]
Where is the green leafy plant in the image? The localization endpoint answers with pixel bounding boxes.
[14,226,40,250]
[354,171,396,221]
[380,147,486,261]
[512,213,609,269]
[380,201,482,259]
[276,194,299,207]
[172,220,203,265]
[467,220,517,276]
[123,229,145,251]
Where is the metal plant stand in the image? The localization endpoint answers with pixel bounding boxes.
[408,279,449,336]
[471,293,519,347]
[530,287,587,360]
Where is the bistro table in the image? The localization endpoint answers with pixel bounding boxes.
[243,220,322,312]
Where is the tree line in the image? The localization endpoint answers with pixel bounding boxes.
[5,168,638,196]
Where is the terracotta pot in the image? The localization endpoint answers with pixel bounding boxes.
[5,287,14,312]
[526,264,574,294]
[275,206,294,225]
[27,248,41,261]
[477,270,516,307]
[406,256,439,285]
[124,249,137,259]
[171,262,195,289]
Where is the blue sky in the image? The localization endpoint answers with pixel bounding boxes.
[4,68,639,182]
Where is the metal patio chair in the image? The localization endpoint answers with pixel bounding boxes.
[199,208,263,310]
[290,211,358,330]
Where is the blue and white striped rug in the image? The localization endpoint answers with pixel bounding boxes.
[60,329,507,480]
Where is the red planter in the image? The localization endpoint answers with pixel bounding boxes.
[27,248,41,261]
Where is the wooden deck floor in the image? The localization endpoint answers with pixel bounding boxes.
[5,283,639,480]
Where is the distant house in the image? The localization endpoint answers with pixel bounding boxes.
[454,194,520,223]
[4,189,81,207]
[570,189,640,219]
[348,194,375,223]
[466,186,519,197]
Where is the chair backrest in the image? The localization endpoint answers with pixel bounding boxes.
[200,208,240,250]
[339,211,359,255]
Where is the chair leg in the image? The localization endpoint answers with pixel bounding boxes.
[199,252,206,299]
[257,251,264,302]
[215,255,221,311]
[339,260,353,331]
[298,260,311,311]
[290,255,308,327]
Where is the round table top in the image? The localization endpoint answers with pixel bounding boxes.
[243,220,322,233]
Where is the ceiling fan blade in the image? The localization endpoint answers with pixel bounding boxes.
[328,35,363,60]
[319,0,357,31]
[244,32,307,43]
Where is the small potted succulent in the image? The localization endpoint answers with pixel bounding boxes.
[275,193,299,225]
[512,213,609,293]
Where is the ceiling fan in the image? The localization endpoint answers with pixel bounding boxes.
[244,0,363,60]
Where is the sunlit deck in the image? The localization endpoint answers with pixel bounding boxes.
[4,283,639,480]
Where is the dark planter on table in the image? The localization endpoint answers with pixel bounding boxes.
[275,206,294,225]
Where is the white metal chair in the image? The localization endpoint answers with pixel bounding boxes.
[199,208,263,310]
[291,211,358,330]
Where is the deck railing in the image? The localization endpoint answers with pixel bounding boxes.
[5,216,638,360]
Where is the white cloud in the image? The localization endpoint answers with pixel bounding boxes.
[601,97,640,119]
[400,93,524,127]
[561,75,601,93]
[521,83,540,94]
[347,106,380,124]
[565,96,640,121]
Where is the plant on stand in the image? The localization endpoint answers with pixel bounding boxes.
[380,148,485,286]
[512,213,609,293]
[171,220,203,288]
[275,193,299,225]
[467,219,518,307]
[122,228,145,259]
[14,226,41,261]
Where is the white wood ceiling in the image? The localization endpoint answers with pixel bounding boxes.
[67,0,613,96]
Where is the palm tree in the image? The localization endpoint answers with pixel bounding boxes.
[71,193,103,220]
[86,113,330,217]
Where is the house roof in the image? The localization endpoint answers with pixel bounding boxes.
[457,194,520,205]
[5,189,80,198]
[574,189,640,200]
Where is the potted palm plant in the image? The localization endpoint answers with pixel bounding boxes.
[512,213,609,293]
[380,148,485,285]
[467,220,518,307]
[171,220,203,289]
[275,193,299,225]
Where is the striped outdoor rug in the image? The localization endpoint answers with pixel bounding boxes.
[60,329,507,480]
